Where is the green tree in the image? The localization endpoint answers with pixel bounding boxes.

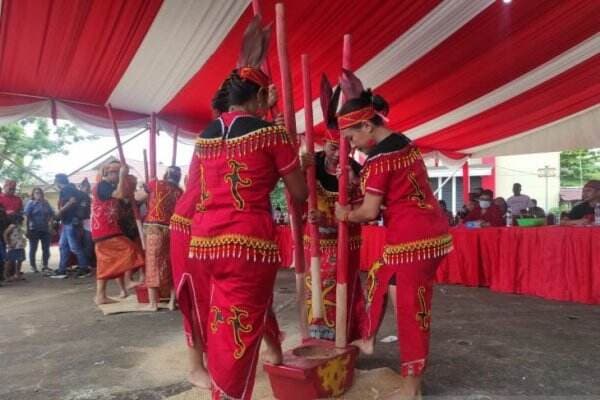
[0,118,93,184]
[560,149,600,187]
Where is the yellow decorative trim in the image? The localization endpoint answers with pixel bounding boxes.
[361,146,421,193]
[383,233,453,264]
[189,234,281,263]
[169,214,191,233]
[195,125,290,160]
[303,235,361,253]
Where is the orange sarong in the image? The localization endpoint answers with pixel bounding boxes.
[95,235,144,280]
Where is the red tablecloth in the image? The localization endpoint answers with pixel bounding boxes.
[437,226,600,305]
[276,225,600,305]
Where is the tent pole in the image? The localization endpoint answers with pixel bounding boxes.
[171,126,178,166]
[149,113,157,179]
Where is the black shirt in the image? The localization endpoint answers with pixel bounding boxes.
[367,132,412,159]
[567,201,594,220]
[59,184,82,224]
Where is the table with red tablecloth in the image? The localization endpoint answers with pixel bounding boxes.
[275,225,600,305]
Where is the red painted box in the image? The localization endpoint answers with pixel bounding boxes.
[264,339,358,400]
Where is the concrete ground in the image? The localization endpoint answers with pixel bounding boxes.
[1,253,599,400]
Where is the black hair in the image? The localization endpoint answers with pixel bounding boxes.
[338,89,389,127]
[212,77,231,114]
[482,189,494,197]
[227,71,263,106]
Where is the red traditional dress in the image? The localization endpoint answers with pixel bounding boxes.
[304,151,366,341]
[361,133,452,377]
[189,111,298,400]
[144,179,182,296]
[92,179,144,280]
[170,152,210,349]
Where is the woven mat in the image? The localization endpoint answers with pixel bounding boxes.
[166,367,400,400]
[97,296,171,315]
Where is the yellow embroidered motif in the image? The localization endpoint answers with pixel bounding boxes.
[317,354,351,396]
[210,306,225,334]
[408,172,432,209]
[366,259,384,305]
[227,306,253,359]
[224,160,252,210]
[415,286,431,331]
[196,164,211,212]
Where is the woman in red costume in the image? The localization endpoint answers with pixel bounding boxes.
[334,71,452,399]
[178,18,308,399]
[302,77,366,342]
[92,162,145,305]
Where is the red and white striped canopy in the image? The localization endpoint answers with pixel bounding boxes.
[0,0,598,157]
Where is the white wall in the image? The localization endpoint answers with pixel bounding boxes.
[495,152,560,211]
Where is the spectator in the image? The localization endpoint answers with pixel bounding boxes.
[463,189,505,227]
[0,180,24,215]
[52,174,90,279]
[528,199,546,218]
[24,188,55,273]
[439,200,454,226]
[562,180,600,226]
[4,214,26,281]
[494,197,508,216]
[507,183,532,215]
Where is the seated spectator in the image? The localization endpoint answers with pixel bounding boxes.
[507,183,533,215]
[562,180,600,225]
[528,199,546,218]
[463,189,505,227]
[494,197,508,216]
[439,200,455,226]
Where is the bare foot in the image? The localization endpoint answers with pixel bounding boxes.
[95,296,118,305]
[168,299,177,311]
[138,303,158,312]
[188,368,211,389]
[382,376,422,400]
[262,339,283,365]
[118,291,128,299]
[126,280,142,290]
[351,336,375,355]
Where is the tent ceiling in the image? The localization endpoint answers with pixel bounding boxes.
[0,0,598,156]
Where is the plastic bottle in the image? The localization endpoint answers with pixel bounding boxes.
[594,203,600,225]
[506,209,513,227]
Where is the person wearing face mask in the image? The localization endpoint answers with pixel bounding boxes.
[463,189,505,227]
